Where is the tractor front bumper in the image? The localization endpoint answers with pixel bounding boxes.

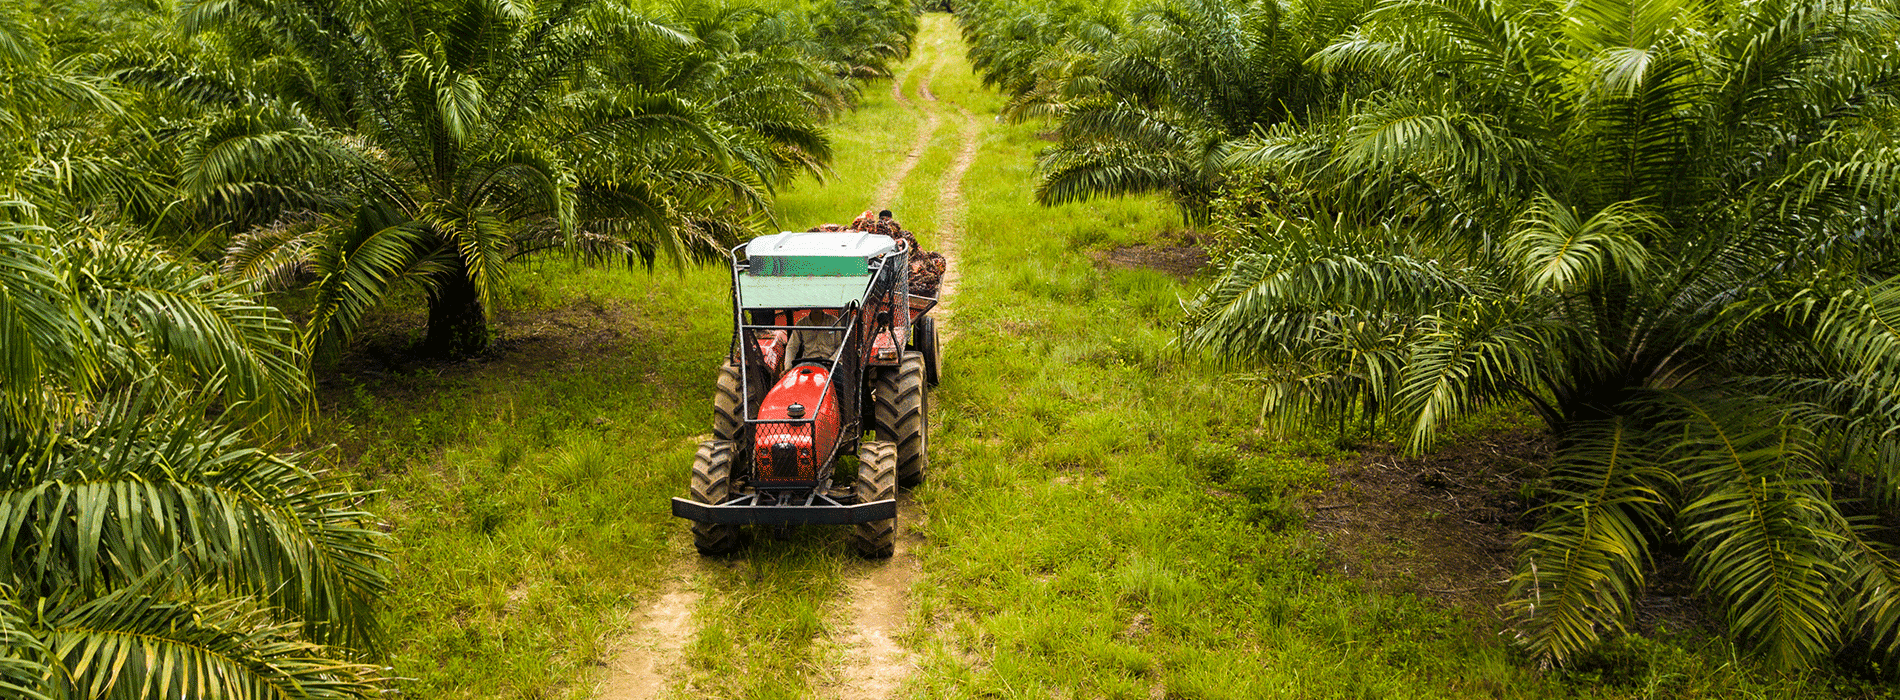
[670,494,897,525]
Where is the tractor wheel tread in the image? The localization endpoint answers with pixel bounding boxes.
[872,353,929,488]
[712,362,746,442]
[689,440,741,555]
[852,441,897,559]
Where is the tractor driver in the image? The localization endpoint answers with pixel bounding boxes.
[781,309,844,367]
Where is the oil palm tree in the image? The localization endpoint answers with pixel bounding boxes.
[163,0,815,357]
[959,0,1370,222]
[1190,0,1900,669]
[0,217,388,694]
[811,0,920,80]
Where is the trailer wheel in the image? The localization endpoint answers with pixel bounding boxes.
[911,316,941,387]
[690,440,741,555]
[873,352,929,488]
[713,361,766,442]
[852,441,897,559]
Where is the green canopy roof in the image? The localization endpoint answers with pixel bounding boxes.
[737,274,874,309]
[735,231,897,308]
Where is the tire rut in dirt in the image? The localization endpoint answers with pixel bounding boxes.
[825,525,922,700]
[872,43,947,206]
[853,441,899,558]
[827,19,967,700]
[689,440,740,555]
[597,579,700,700]
[889,61,914,108]
[873,352,929,487]
[928,106,981,330]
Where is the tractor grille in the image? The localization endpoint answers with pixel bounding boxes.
[769,441,806,479]
[756,426,817,481]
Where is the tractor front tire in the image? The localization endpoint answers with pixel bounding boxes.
[873,352,929,488]
[690,440,741,555]
[713,361,766,442]
[852,441,898,559]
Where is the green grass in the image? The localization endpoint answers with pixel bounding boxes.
[316,13,1888,700]
[321,261,725,698]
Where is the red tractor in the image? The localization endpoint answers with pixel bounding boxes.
[670,231,939,558]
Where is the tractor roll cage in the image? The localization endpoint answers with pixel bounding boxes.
[724,241,908,471]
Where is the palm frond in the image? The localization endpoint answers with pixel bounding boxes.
[1183,215,1480,364]
[34,587,383,699]
[0,589,50,700]
[1506,417,1673,665]
[0,388,388,648]
[1504,194,1654,294]
[1396,293,1567,447]
[1667,393,1844,670]
[298,206,440,357]
[58,231,308,420]
[0,221,88,426]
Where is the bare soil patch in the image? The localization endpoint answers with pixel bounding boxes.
[1303,430,1545,622]
[314,297,638,398]
[822,495,927,700]
[889,63,914,108]
[825,37,976,697]
[1305,429,1710,635]
[1095,244,1210,279]
[597,575,701,700]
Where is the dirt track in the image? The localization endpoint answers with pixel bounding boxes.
[873,47,946,207]
[824,23,977,699]
[593,17,974,700]
[596,581,700,700]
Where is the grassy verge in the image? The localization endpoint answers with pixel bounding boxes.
[901,15,1855,700]
[321,262,724,699]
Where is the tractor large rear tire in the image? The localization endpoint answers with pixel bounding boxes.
[852,441,897,559]
[873,352,929,488]
[690,440,741,555]
[713,361,766,442]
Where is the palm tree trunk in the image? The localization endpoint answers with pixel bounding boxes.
[424,265,489,357]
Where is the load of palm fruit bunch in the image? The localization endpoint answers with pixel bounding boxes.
[806,210,947,297]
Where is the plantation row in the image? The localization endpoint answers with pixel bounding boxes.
[3,0,1899,693]
[956,0,1900,674]
[0,0,913,696]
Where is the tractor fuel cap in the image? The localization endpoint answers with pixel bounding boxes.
[787,403,806,418]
